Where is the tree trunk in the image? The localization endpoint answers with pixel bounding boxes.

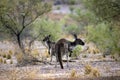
[16,34,34,66]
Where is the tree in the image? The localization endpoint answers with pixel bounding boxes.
[83,0,120,23]
[82,0,120,55]
[0,0,51,65]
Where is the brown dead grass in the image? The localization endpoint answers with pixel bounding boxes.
[23,76,120,80]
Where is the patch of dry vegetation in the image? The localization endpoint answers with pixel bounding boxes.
[70,69,77,78]
[15,53,24,63]
[5,67,38,80]
[84,64,100,77]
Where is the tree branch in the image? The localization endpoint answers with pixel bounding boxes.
[18,15,26,35]
[0,16,17,36]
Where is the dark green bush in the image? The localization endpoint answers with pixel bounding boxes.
[72,45,82,58]
[7,54,11,59]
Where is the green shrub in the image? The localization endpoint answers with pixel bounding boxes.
[56,6,60,10]
[3,54,6,58]
[64,23,80,35]
[72,45,82,58]
[7,54,11,59]
[69,6,74,13]
[69,0,76,5]
[82,54,87,58]
[9,50,13,55]
[0,58,3,63]
[87,23,120,55]
[4,59,7,64]
[10,60,13,64]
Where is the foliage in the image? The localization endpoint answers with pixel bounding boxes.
[73,8,98,25]
[68,0,76,5]
[4,59,7,64]
[56,6,60,10]
[0,0,51,48]
[10,60,13,64]
[3,54,6,58]
[7,54,11,59]
[0,0,51,64]
[64,23,81,35]
[72,45,82,58]
[69,6,74,13]
[87,22,120,55]
[9,50,13,55]
[82,0,120,23]
[81,0,120,55]
[0,58,3,63]
[32,18,63,42]
[69,8,98,35]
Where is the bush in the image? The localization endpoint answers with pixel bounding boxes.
[32,18,63,42]
[9,50,13,55]
[7,54,11,59]
[4,59,7,64]
[3,54,6,58]
[84,64,92,74]
[84,64,100,77]
[64,23,80,35]
[70,69,77,78]
[0,58,3,63]
[82,54,87,58]
[56,6,60,10]
[16,53,24,63]
[69,6,74,13]
[72,45,82,58]
[69,0,76,5]
[31,49,39,58]
[10,60,13,64]
[87,23,120,55]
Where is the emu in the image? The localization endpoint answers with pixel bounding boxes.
[55,34,85,69]
[43,35,56,61]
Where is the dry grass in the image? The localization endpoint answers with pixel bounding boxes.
[70,69,77,78]
[43,49,50,58]
[0,58,3,63]
[4,59,7,64]
[15,53,24,63]
[10,60,13,64]
[87,47,100,54]
[9,50,13,55]
[31,49,39,57]
[7,54,11,59]
[84,64,100,77]
[6,67,38,80]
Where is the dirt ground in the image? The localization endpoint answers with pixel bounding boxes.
[0,54,120,80]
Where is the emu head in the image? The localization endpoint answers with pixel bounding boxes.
[73,34,85,46]
[43,35,51,42]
